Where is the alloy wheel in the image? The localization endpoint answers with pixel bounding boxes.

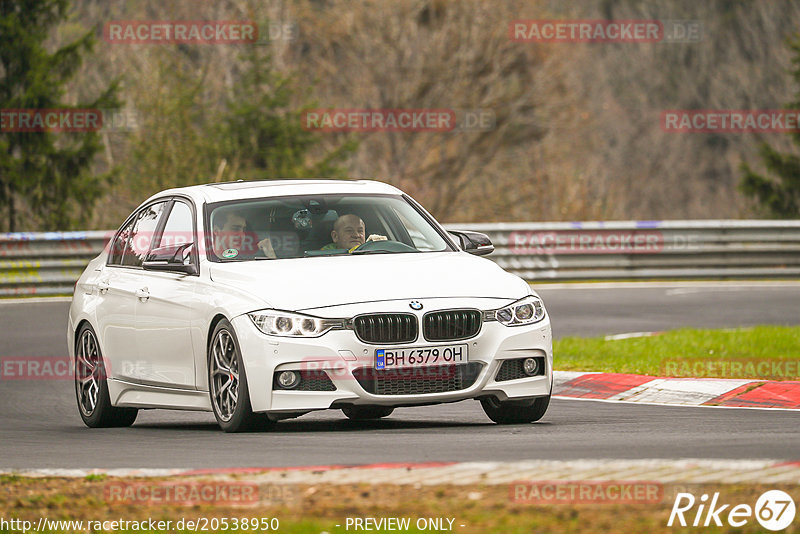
[76,329,102,417]
[210,329,239,421]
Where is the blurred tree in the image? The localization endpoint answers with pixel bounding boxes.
[218,44,356,181]
[739,37,800,218]
[123,40,354,209]
[125,50,220,196]
[290,0,546,221]
[0,0,119,231]
[740,145,800,217]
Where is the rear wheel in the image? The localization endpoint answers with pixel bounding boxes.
[342,406,394,420]
[480,395,550,424]
[209,319,274,432]
[75,324,138,428]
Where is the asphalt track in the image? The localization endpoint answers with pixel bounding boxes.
[1,282,799,469]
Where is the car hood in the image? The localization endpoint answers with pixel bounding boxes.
[208,252,529,311]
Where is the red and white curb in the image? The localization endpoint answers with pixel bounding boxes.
[553,371,800,409]
[3,460,800,485]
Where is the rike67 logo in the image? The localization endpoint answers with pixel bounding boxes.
[668,490,796,530]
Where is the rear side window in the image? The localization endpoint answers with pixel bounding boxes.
[108,201,169,267]
[108,219,133,265]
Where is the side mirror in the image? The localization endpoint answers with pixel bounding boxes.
[143,243,198,275]
[448,230,494,256]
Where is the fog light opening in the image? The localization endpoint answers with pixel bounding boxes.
[277,370,300,389]
[522,358,539,376]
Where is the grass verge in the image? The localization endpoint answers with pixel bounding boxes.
[555,326,800,379]
[0,477,796,533]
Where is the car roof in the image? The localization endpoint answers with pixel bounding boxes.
[144,179,404,205]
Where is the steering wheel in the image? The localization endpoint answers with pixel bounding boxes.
[351,239,418,254]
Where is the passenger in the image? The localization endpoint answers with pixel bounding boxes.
[212,211,277,259]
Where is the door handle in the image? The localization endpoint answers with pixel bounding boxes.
[97,280,110,294]
[135,287,150,301]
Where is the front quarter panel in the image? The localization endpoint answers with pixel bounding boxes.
[192,263,272,390]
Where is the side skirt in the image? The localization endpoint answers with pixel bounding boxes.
[108,379,212,411]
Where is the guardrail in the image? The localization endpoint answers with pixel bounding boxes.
[452,220,800,281]
[0,231,111,296]
[2,220,799,296]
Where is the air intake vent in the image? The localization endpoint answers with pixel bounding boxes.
[423,310,482,341]
[494,357,545,382]
[352,363,483,395]
[272,370,336,391]
[353,313,417,344]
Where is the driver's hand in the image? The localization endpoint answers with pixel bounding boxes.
[367,234,388,242]
[258,238,277,259]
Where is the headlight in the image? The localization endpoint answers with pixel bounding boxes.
[248,310,345,337]
[489,295,546,326]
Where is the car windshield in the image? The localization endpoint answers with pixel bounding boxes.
[206,193,453,261]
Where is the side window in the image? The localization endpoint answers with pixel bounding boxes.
[153,201,196,266]
[110,201,168,268]
[108,218,133,265]
[157,201,194,249]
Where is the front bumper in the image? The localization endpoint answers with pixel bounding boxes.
[233,309,552,413]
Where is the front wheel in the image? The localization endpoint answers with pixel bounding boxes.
[209,319,274,433]
[342,406,394,420]
[480,395,550,424]
[75,324,138,428]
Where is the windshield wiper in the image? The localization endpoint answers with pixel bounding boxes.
[350,249,402,255]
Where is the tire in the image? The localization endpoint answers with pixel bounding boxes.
[342,406,395,420]
[74,324,138,428]
[209,319,274,433]
[480,395,550,424]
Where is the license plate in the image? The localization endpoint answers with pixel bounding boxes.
[375,344,468,370]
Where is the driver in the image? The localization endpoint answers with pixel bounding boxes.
[321,214,386,252]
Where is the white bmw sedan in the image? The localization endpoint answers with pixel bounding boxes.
[68,180,552,432]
